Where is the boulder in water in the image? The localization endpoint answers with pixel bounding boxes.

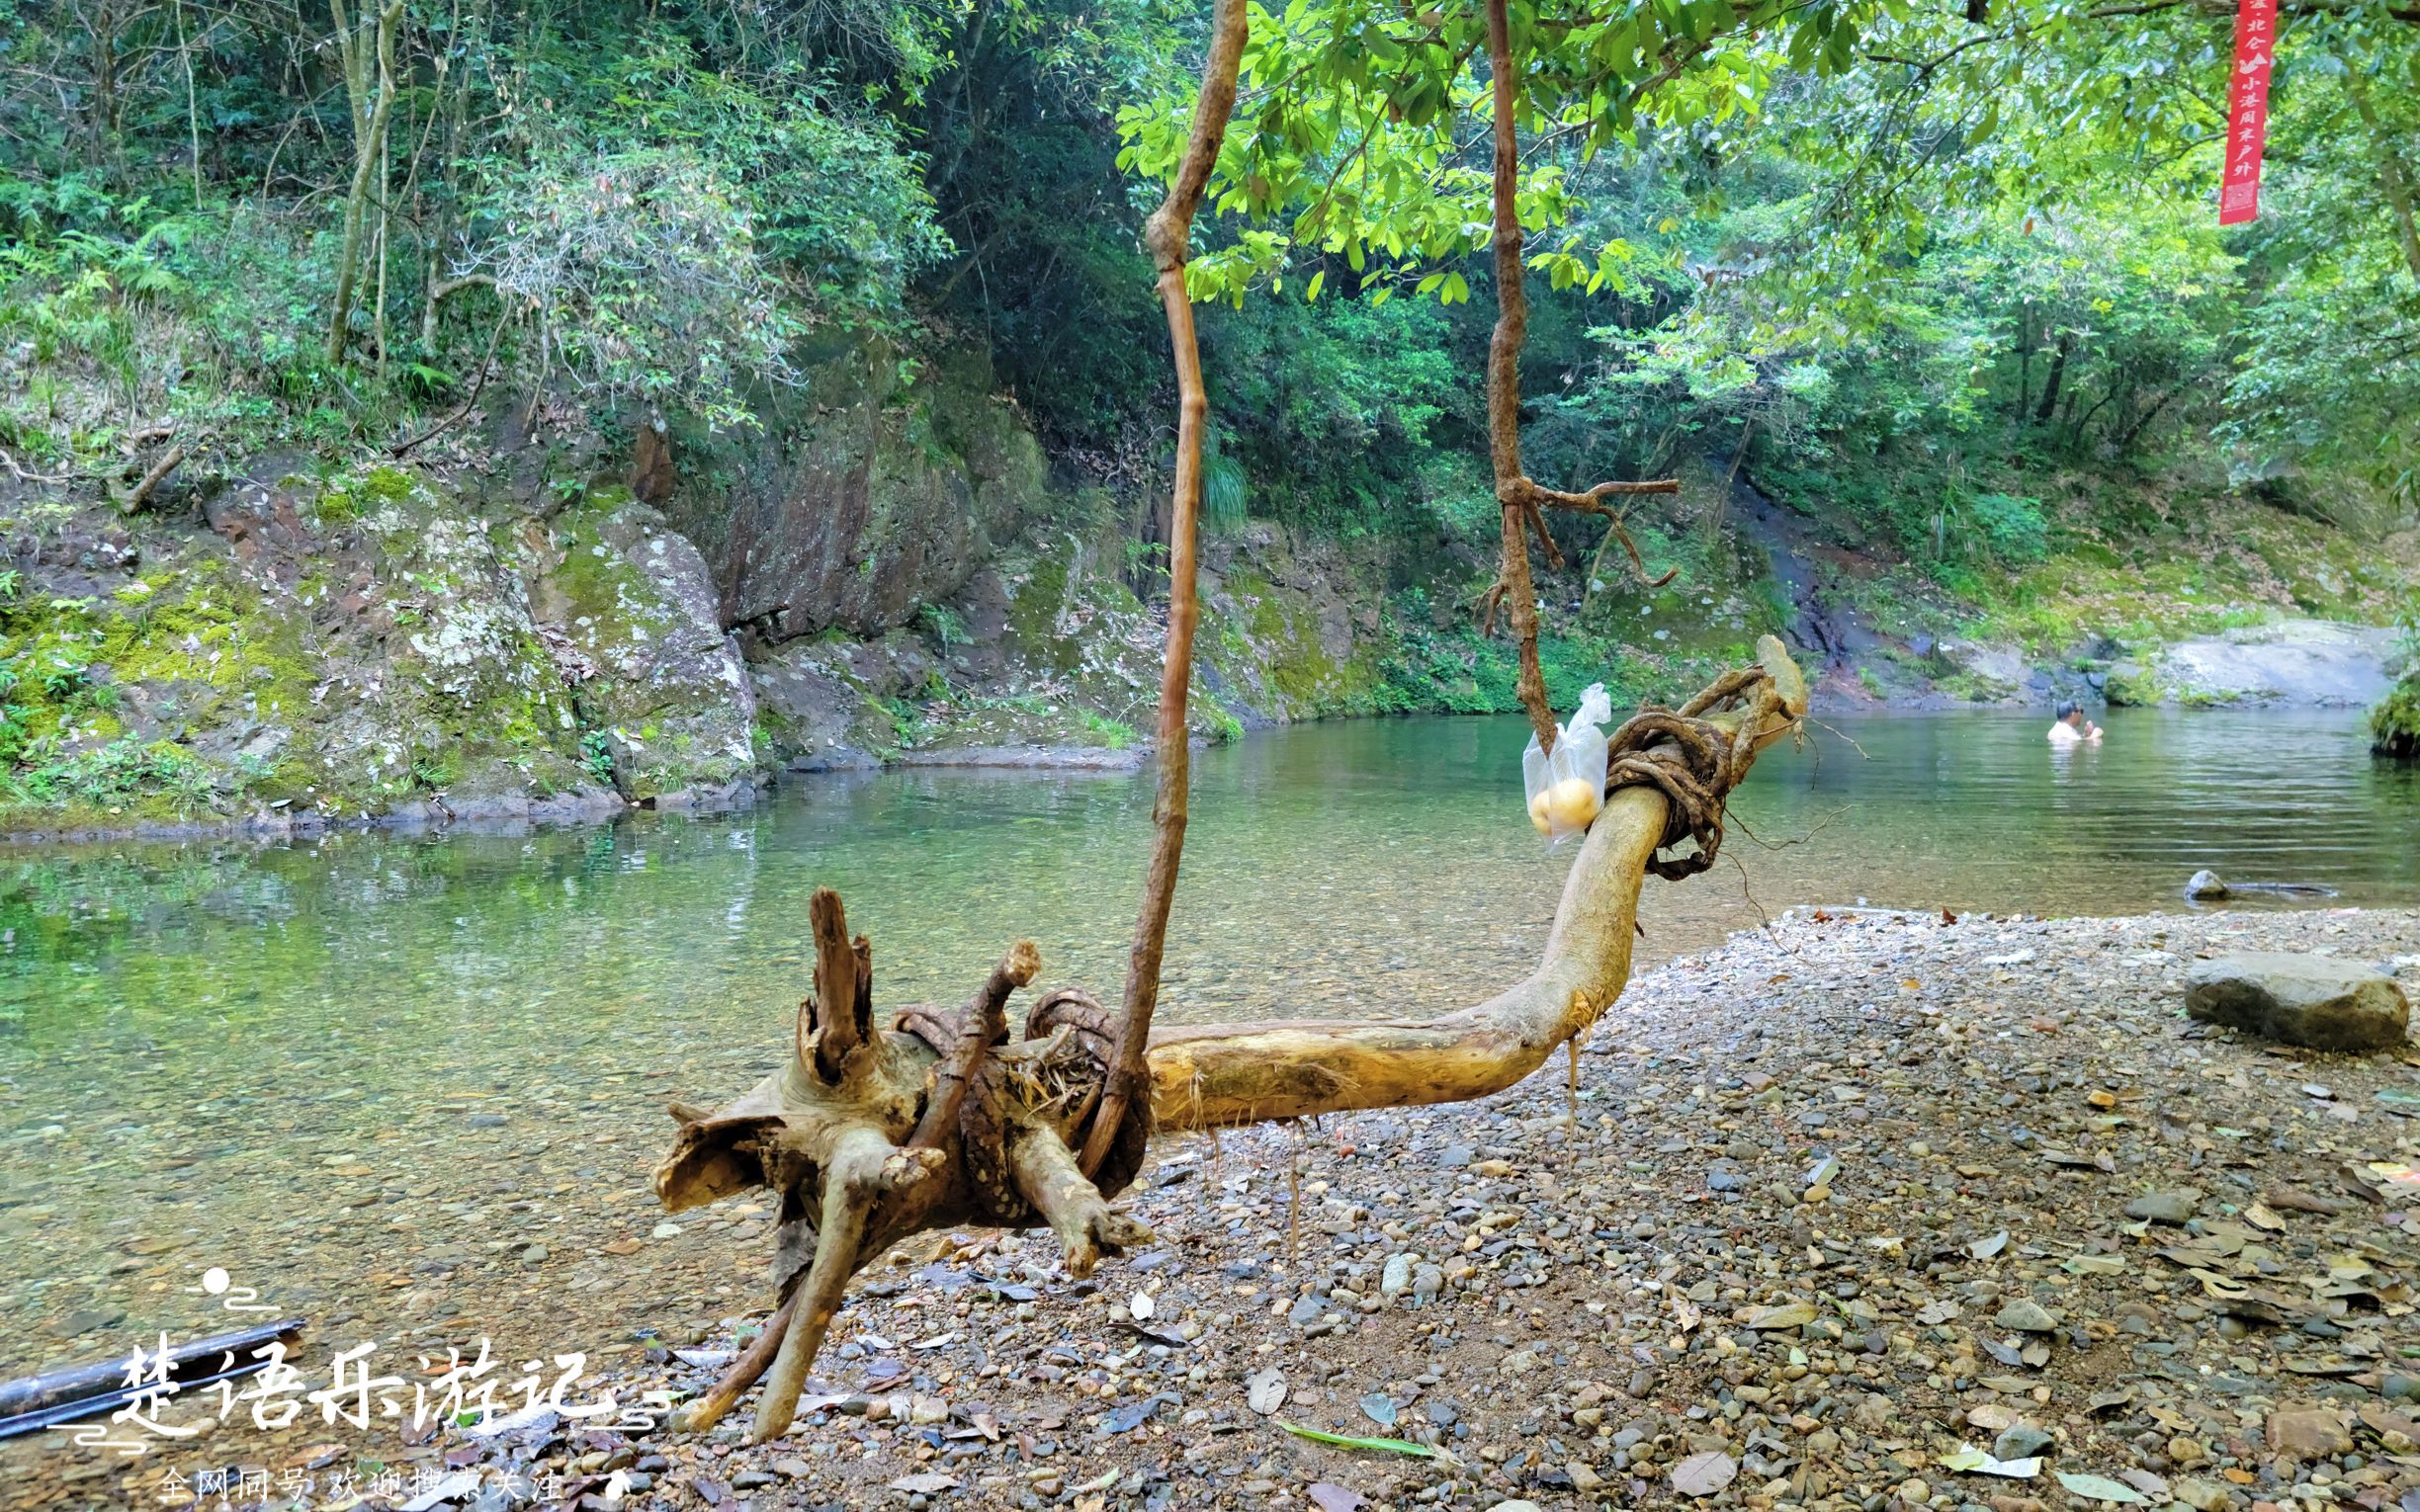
[2185,953,2409,1052]
[2186,870,2230,899]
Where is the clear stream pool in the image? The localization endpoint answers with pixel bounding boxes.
[0,707,2413,1386]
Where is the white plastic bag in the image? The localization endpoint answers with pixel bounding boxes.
[1521,683,1612,845]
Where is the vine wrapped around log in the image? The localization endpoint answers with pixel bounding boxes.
[650,636,1805,1442]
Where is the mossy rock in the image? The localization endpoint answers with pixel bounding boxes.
[662,334,1059,639]
[529,493,759,803]
[2372,674,2420,758]
[0,467,772,829]
[2102,661,2164,707]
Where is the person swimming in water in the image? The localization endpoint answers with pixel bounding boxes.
[2047,700,2103,744]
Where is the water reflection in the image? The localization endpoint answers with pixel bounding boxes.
[3,710,2413,1047]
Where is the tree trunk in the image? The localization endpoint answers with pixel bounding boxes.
[2115,385,2180,451]
[2033,329,2071,424]
[1476,0,1680,752]
[2074,382,2118,445]
[1148,669,1802,1127]
[177,0,203,205]
[327,0,402,368]
[1484,0,1556,754]
[85,0,122,176]
[632,421,677,502]
[2016,302,2032,418]
[2347,73,2420,287]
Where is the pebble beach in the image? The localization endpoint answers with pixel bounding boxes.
[18,903,2417,1512]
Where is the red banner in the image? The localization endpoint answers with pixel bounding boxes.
[2219,0,2277,225]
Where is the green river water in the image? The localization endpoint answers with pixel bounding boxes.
[0,707,2414,1387]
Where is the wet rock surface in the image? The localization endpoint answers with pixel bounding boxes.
[6,906,2418,1510]
[2118,621,2398,711]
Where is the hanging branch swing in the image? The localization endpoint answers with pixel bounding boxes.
[650,0,1806,1445]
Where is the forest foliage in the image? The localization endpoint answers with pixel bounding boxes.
[1,0,2416,585]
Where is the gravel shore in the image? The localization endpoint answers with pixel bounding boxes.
[18,906,2420,1512]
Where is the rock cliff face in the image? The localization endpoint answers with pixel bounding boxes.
[662,338,1055,638]
[0,464,757,836]
[2104,620,2398,709]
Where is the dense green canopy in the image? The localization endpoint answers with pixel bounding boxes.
[3,0,2415,532]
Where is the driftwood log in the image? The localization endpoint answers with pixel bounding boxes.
[652,636,1807,1442]
[649,0,1808,1444]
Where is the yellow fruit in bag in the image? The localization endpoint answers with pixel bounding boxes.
[1545,776,1602,830]
[1519,682,1614,843]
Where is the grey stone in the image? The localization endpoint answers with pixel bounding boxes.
[2142,619,2397,710]
[2186,869,2229,899]
[2174,1480,2229,1512]
[1993,1301,2057,1333]
[1994,1424,2054,1461]
[2185,953,2409,1052]
[57,1306,125,1338]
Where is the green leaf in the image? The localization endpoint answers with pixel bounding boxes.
[1277,1422,1444,1459]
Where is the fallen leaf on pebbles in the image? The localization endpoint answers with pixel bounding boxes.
[1247,1368,1287,1416]
[1671,1451,1739,1497]
[1277,1423,1446,1460]
[2058,1471,2151,1504]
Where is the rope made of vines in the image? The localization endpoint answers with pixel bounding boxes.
[895,989,1152,1222]
[1600,664,1772,882]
